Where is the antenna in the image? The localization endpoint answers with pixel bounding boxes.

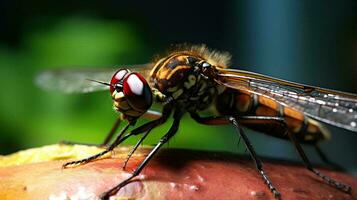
[86,79,111,86]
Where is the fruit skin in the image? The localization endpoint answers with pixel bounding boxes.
[0,144,356,200]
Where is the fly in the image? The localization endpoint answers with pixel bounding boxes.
[37,44,357,200]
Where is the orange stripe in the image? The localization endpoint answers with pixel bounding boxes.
[254,94,305,121]
[258,96,279,110]
[283,107,304,121]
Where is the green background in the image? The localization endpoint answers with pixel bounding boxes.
[0,1,356,173]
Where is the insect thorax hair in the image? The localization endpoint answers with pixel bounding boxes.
[153,44,232,68]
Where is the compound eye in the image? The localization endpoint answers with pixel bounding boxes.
[124,73,144,96]
[110,69,131,93]
[123,73,153,111]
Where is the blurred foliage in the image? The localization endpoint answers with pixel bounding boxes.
[0,16,142,152]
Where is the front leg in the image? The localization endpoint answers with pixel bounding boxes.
[63,105,172,168]
[122,127,152,169]
[63,122,132,168]
[100,110,183,200]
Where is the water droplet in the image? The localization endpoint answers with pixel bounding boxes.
[332,108,337,112]
[351,121,356,127]
[335,103,339,106]
[349,108,353,113]
[189,185,199,191]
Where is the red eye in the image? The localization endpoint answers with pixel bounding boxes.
[110,69,130,93]
[123,73,153,111]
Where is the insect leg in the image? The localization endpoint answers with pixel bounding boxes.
[287,131,351,193]
[190,113,285,125]
[122,128,152,170]
[228,116,281,199]
[61,110,162,147]
[101,110,162,146]
[63,122,132,168]
[239,116,345,170]
[63,105,172,168]
[190,113,230,125]
[100,110,183,200]
[193,114,350,194]
[143,109,162,120]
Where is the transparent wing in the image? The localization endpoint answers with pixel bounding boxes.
[215,68,357,132]
[36,64,154,94]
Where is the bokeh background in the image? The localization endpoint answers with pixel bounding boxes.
[0,1,357,173]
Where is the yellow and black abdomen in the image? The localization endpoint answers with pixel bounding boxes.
[216,89,330,144]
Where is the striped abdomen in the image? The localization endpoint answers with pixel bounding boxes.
[216,89,330,144]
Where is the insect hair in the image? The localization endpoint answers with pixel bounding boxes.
[153,44,231,68]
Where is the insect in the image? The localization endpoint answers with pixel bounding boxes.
[37,44,356,199]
